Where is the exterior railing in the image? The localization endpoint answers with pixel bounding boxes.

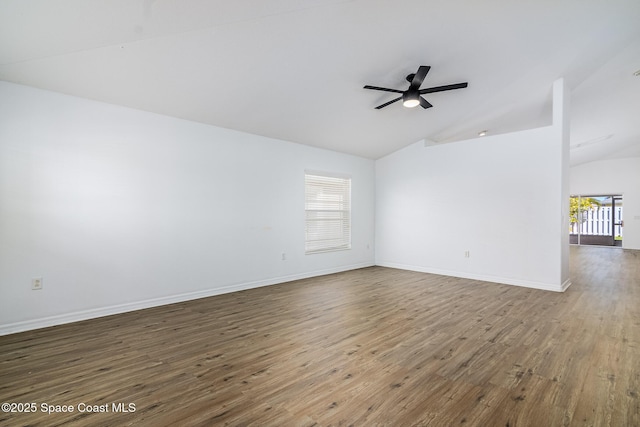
[570,206,623,237]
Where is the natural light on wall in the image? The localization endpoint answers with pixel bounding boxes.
[304,171,352,254]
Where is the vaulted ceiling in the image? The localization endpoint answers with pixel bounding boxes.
[1,0,639,165]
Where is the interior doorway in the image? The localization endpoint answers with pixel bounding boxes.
[570,195,623,246]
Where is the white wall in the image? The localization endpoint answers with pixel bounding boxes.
[375,128,569,291]
[0,82,375,334]
[570,157,640,250]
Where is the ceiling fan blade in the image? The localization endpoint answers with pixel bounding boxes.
[375,97,402,109]
[409,66,431,90]
[364,85,404,94]
[419,82,468,94]
[419,97,432,109]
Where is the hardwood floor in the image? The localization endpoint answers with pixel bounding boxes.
[1,246,639,426]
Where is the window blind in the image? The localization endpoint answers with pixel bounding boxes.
[305,172,351,254]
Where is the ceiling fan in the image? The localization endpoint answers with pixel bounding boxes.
[364,65,468,110]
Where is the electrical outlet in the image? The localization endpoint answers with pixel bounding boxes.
[282,253,286,261]
[32,277,43,290]
[464,250,470,258]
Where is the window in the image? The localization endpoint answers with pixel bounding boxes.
[305,171,351,254]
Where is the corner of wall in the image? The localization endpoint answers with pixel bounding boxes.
[553,78,571,286]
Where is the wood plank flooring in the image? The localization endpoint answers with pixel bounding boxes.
[1,246,639,426]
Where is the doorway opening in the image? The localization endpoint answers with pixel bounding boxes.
[570,195,623,246]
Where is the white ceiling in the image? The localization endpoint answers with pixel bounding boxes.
[1,0,639,164]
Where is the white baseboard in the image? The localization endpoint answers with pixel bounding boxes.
[560,278,572,291]
[376,261,569,293]
[0,262,374,336]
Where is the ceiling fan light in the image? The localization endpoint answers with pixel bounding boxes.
[402,92,420,108]
[403,99,420,108]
